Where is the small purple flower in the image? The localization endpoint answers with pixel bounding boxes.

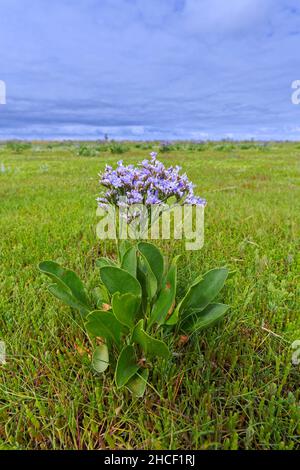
[149,151,158,158]
[97,152,206,209]
[185,195,207,206]
[127,190,143,204]
[146,190,161,205]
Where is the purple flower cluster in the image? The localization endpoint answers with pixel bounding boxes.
[97,153,206,209]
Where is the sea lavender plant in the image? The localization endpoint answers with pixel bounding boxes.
[39,153,230,398]
[97,152,206,210]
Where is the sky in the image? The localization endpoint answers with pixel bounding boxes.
[0,0,300,140]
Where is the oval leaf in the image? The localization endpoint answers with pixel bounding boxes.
[91,285,110,308]
[115,345,139,389]
[179,267,229,319]
[100,266,142,297]
[92,344,109,373]
[112,292,140,328]
[138,242,164,286]
[126,369,149,397]
[149,255,179,328]
[118,240,132,262]
[39,261,89,306]
[85,310,125,348]
[132,320,170,359]
[137,253,157,301]
[48,284,90,316]
[181,303,230,334]
[121,246,137,277]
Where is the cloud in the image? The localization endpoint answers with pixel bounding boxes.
[181,0,273,35]
[0,0,300,139]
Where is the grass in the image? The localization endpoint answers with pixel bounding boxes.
[0,140,299,450]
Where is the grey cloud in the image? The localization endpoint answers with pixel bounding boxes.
[0,0,300,139]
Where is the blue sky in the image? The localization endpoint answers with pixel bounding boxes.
[0,0,300,140]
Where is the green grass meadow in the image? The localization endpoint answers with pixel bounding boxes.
[0,141,299,449]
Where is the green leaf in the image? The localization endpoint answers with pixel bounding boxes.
[85,310,125,348]
[138,242,164,286]
[179,267,229,319]
[39,261,90,307]
[112,292,140,328]
[137,252,157,301]
[132,320,170,359]
[164,304,180,326]
[48,284,90,316]
[181,303,230,334]
[95,257,116,268]
[118,240,132,261]
[100,266,142,297]
[92,344,109,373]
[115,345,139,389]
[126,368,149,397]
[121,246,137,277]
[91,285,110,308]
[149,256,179,328]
